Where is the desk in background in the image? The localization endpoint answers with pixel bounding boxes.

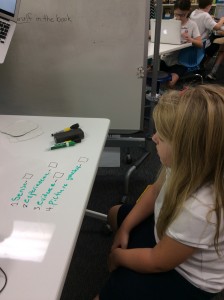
[148,41,192,58]
[0,115,110,300]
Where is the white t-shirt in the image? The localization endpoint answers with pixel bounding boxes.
[154,173,224,293]
[162,18,200,66]
[190,9,217,47]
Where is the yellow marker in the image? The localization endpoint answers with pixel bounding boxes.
[51,123,79,136]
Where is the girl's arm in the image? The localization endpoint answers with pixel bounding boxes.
[191,36,203,48]
[183,34,203,48]
[111,169,165,251]
[118,169,165,234]
[109,235,196,273]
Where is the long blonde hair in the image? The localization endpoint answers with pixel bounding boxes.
[153,85,224,252]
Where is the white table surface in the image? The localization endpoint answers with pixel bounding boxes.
[148,41,192,58]
[0,115,110,300]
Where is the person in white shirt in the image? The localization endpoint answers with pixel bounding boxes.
[190,0,224,68]
[160,0,202,88]
[93,84,224,300]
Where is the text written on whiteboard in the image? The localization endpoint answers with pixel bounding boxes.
[9,157,88,212]
[17,13,72,24]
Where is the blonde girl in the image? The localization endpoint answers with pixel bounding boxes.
[94,84,224,300]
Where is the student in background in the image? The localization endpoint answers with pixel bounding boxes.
[160,0,202,88]
[190,0,224,66]
[93,84,224,300]
[207,41,224,79]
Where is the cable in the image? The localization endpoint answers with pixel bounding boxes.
[0,267,7,293]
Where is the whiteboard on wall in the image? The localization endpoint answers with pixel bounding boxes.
[0,0,149,131]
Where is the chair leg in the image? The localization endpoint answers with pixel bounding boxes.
[194,73,203,84]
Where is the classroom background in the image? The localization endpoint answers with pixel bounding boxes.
[1,0,224,298]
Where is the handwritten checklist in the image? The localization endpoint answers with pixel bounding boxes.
[10,157,89,212]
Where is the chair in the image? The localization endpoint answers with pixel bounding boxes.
[146,70,172,95]
[145,70,171,125]
[178,43,206,85]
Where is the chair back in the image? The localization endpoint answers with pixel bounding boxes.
[178,44,205,70]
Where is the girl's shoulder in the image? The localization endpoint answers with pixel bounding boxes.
[167,184,223,248]
[188,184,214,208]
[183,184,217,222]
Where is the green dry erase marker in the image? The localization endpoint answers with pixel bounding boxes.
[50,140,76,150]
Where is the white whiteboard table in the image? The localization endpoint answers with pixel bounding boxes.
[148,41,192,58]
[0,115,110,300]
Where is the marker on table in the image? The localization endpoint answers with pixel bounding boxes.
[50,140,76,150]
[51,123,79,136]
